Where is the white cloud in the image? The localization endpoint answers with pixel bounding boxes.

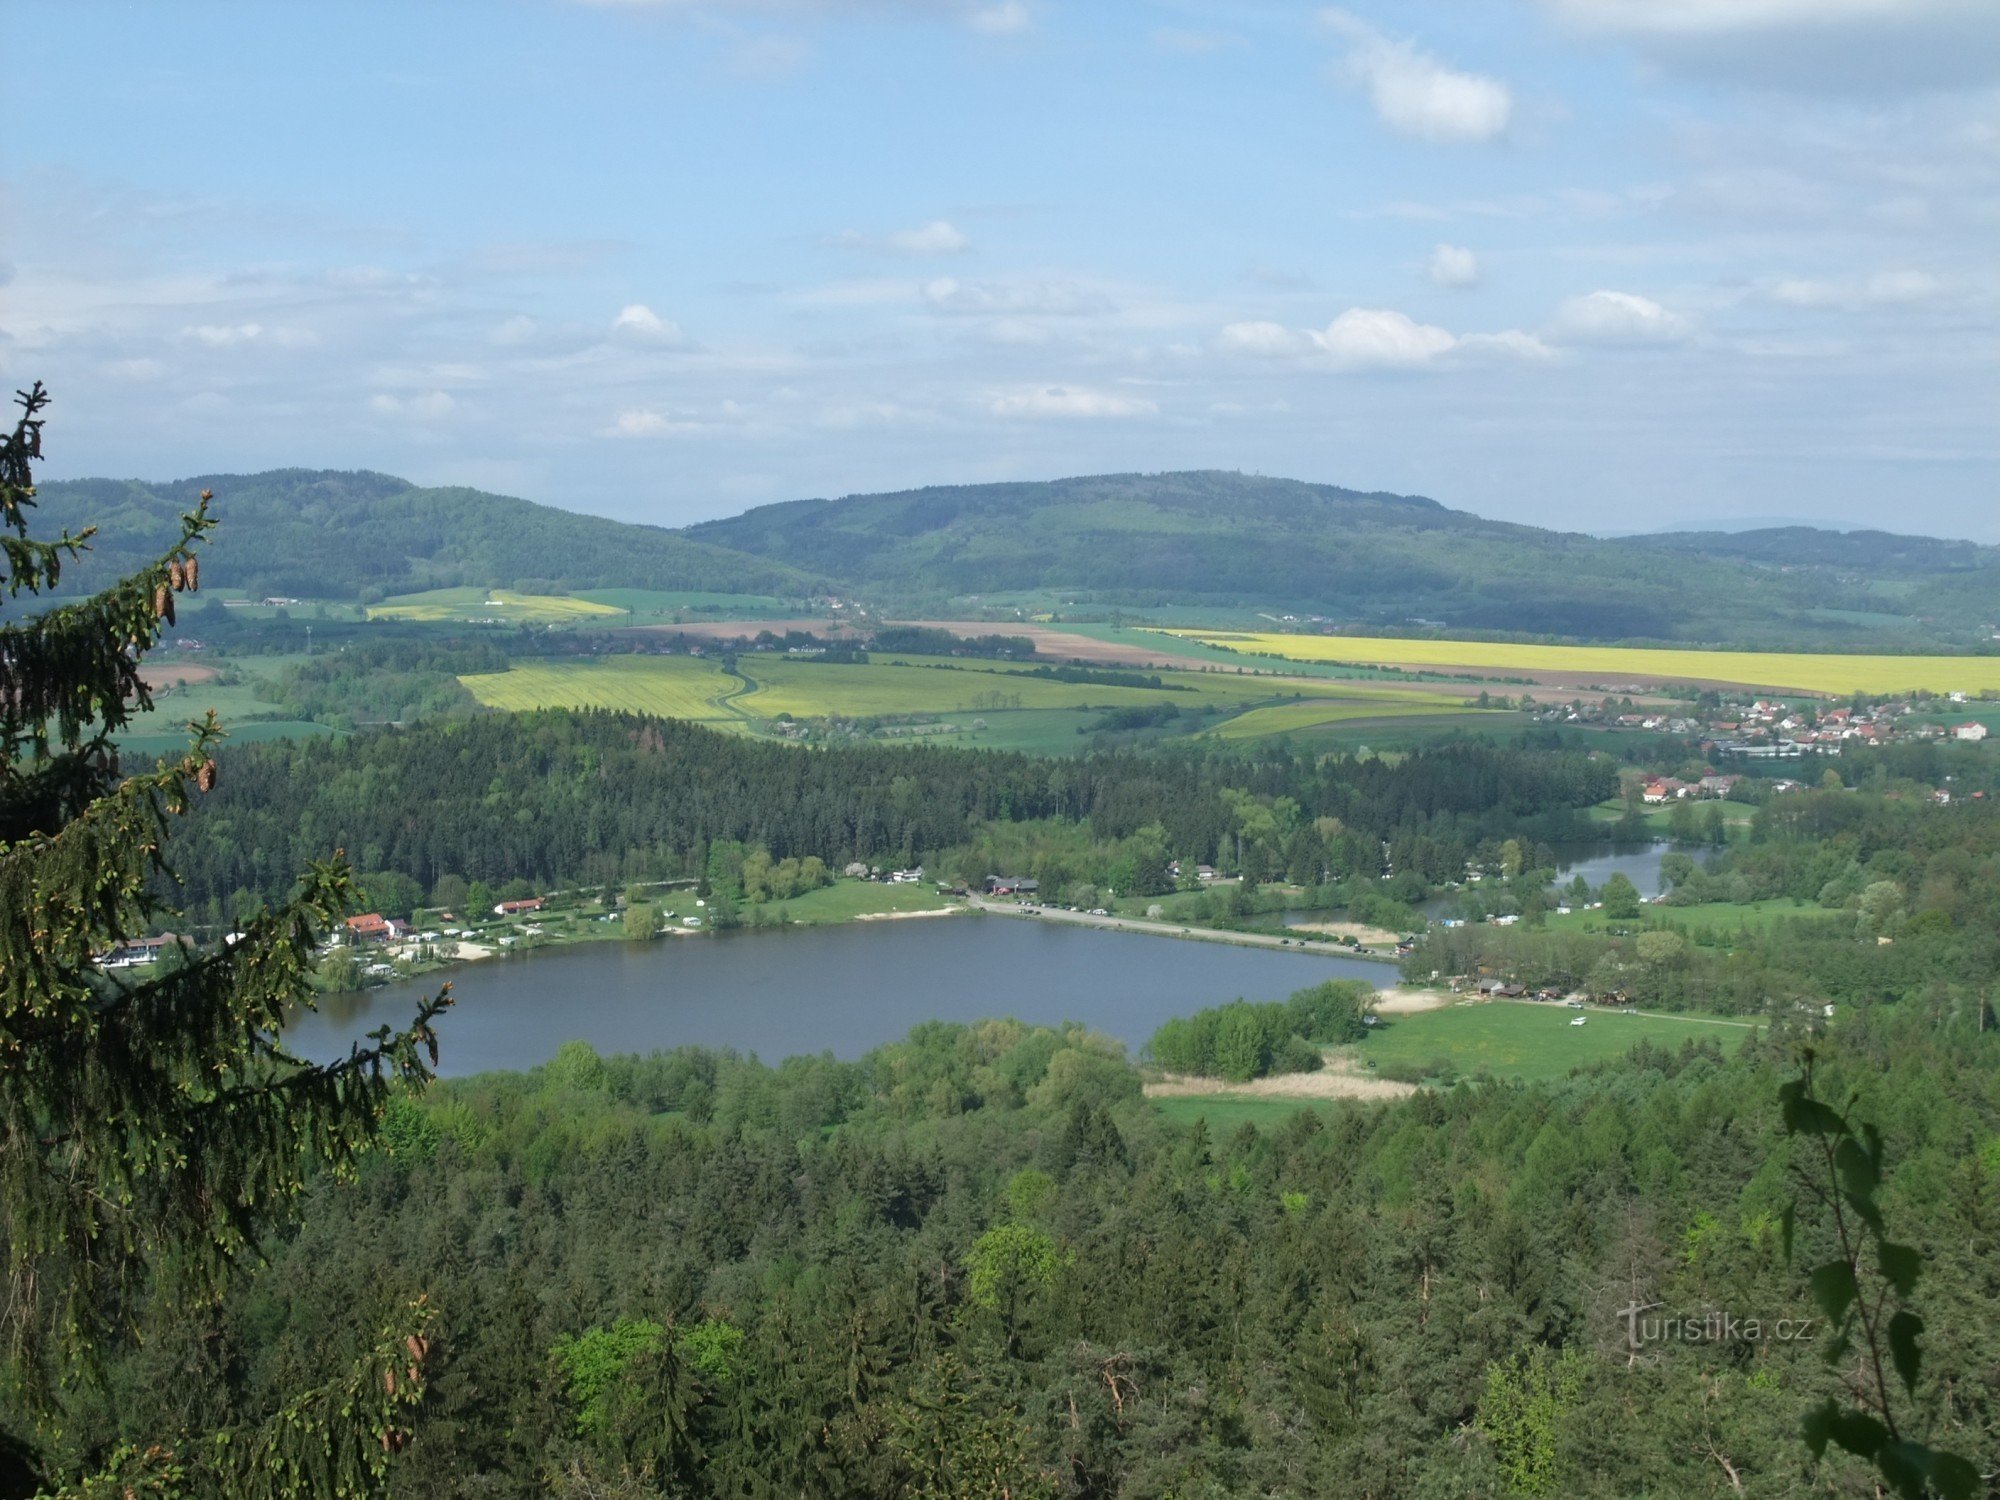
[839,219,971,256]
[1220,307,1553,369]
[611,303,683,344]
[1547,290,1691,346]
[1322,10,1513,144]
[1771,270,1945,308]
[1458,329,1558,360]
[184,323,262,346]
[967,2,1030,36]
[1311,307,1458,369]
[368,390,457,421]
[1218,320,1310,357]
[1427,243,1481,288]
[606,408,672,438]
[989,384,1157,419]
[180,321,316,349]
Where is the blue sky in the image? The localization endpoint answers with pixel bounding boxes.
[5,1,1996,538]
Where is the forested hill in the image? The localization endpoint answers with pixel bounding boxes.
[29,470,823,601]
[684,470,1988,647]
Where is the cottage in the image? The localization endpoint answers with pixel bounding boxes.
[344,913,392,942]
[983,876,1039,896]
[494,897,546,916]
[1953,722,1989,742]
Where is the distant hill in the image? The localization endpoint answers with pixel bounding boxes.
[687,471,1992,647]
[29,470,821,601]
[29,467,1993,649]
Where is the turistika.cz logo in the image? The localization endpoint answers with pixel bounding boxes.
[1616,1301,1818,1354]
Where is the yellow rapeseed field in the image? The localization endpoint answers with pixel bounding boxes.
[369,588,625,624]
[1162,632,2000,697]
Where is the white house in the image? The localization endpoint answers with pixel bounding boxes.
[1954,721,1989,742]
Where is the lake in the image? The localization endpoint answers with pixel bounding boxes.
[287,915,1389,1076]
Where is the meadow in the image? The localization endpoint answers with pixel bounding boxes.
[367,587,627,625]
[1348,998,1755,1083]
[457,651,1488,745]
[1162,630,2000,697]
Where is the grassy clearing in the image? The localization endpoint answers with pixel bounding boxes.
[1162,631,2000,697]
[1348,999,1752,1084]
[1543,898,1843,943]
[368,588,626,625]
[769,882,958,925]
[1586,799,1756,835]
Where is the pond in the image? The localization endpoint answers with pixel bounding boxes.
[286,914,1389,1076]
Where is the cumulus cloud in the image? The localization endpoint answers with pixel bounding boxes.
[988,384,1157,419]
[1771,270,1944,308]
[1322,10,1513,143]
[1540,0,2000,89]
[611,303,683,344]
[1427,243,1481,288]
[1547,290,1691,346]
[1312,307,1458,369]
[1219,307,1550,370]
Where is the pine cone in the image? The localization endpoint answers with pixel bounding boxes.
[168,559,185,590]
[153,585,174,623]
[196,759,218,793]
[184,555,199,590]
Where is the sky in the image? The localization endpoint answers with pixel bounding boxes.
[4,0,1997,540]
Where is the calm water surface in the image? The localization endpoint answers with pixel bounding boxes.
[289,915,1387,1075]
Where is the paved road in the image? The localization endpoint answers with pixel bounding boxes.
[965,896,1398,964]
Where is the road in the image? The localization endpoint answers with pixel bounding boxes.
[965,896,1398,963]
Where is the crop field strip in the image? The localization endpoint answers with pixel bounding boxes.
[1161,631,2000,697]
[458,652,1479,736]
[367,587,627,624]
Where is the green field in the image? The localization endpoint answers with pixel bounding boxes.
[1209,696,1472,740]
[1349,999,1754,1083]
[368,588,627,625]
[573,589,792,620]
[767,882,957,925]
[1586,798,1756,835]
[1544,898,1843,944]
[458,651,1490,748]
[1165,631,2000,698]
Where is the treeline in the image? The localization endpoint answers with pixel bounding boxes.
[29,1004,1999,1496]
[869,625,1036,658]
[162,712,1618,923]
[1147,979,1374,1079]
[252,636,503,727]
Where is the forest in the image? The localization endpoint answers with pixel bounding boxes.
[27,997,1997,1497]
[161,711,1618,924]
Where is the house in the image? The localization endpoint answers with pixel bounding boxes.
[344,913,391,942]
[984,876,1039,896]
[1953,722,1989,742]
[98,933,183,968]
[494,897,546,916]
[1698,774,1742,797]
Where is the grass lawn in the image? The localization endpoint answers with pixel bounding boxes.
[1161,631,2000,698]
[763,882,957,925]
[1209,699,1490,740]
[1348,999,1754,1084]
